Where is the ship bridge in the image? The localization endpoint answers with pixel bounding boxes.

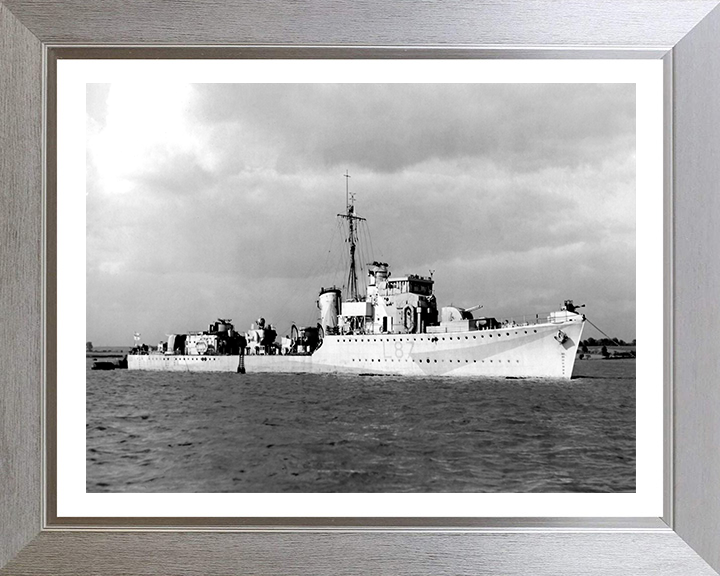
[335,262,438,335]
[381,275,434,296]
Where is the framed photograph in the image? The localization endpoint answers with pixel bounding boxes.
[2,2,720,575]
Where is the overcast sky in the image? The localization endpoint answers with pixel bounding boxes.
[87,83,635,346]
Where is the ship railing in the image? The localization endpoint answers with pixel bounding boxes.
[472,311,583,331]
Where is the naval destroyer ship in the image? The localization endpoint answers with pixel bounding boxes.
[128,177,585,378]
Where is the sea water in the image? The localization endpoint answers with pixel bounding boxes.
[86,359,635,492]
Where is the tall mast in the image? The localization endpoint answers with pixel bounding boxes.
[338,170,366,301]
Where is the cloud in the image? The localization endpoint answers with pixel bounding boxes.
[86,82,636,344]
[191,83,634,174]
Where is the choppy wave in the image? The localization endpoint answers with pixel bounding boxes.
[86,359,635,492]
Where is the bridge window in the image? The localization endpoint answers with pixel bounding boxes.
[409,281,431,295]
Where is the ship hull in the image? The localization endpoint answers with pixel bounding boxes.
[127,320,584,379]
[127,354,242,372]
[248,319,585,379]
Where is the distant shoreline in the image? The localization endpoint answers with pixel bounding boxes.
[86,348,129,359]
[577,345,635,361]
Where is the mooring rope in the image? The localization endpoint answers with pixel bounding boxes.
[586,318,621,345]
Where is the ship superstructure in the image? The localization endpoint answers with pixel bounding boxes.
[127,319,247,372]
[330,263,439,337]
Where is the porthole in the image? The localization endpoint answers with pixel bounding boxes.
[506,333,510,336]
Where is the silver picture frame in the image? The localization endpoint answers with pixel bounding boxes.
[2,1,720,574]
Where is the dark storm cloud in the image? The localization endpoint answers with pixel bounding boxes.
[87,82,636,344]
[192,84,634,174]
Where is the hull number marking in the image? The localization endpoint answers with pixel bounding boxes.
[382,340,414,359]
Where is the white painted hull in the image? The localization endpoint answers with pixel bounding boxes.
[248,319,585,379]
[128,320,584,378]
[127,354,242,372]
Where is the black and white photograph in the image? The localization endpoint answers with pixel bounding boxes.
[85,79,637,494]
[9,1,720,574]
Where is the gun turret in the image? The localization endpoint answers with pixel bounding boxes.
[563,300,585,314]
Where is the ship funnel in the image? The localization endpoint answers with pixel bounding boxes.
[318,287,341,334]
